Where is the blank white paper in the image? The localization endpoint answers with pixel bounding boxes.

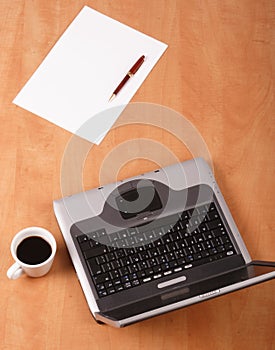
[13,6,168,144]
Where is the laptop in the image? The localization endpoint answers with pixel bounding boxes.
[53,157,275,327]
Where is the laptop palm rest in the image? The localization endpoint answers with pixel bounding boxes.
[97,261,275,325]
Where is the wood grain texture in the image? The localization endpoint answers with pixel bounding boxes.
[0,1,274,349]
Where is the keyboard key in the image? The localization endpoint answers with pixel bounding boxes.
[137,270,146,278]
[203,232,214,240]
[115,285,124,292]
[129,273,138,280]
[105,252,115,262]
[102,262,113,272]
[209,203,216,211]
[143,277,152,283]
[206,219,222,231]
[109,270,120,279]
[169,260,178,268]
[177,258,186,265]
[153,265,162,273]
[185,237,196,246]
[212,227,225,237]
[161,225,173,234]
[138,261,148,270]
[174,250,184,259]
[77,235,88,243]
[84,246,108,259]
[130,243,139,252]
[181,220,190,230]
[111,260,121,269]
[149,248,159,257]
[180,211,190,220]
[202,241,212,250]
[162,235,172,244]
[220,236,231,244]
[185,255,194,262]
[195,205,208,215]
[135,246,145,253]
[128,264,139,273]
[124,282,132,288]
[156,255,167,265]
[189,216,203,227]
[161,262,170,271]
[87,259,102,276]
[190,227,200,235]
[155,229,165,238]
[157,246,168,255]
[193,253,202,260]
[170,231,182,241]
[184,264,193,269]
[104,281,113,289]
[224,243,234,250]
[107,287,116,294]
[87,231,100,240]
[201,250,210,258]
[145,268,154,276]
[211,238,222,246]
[194,234,204,242]
[167,242,177,251]
[165,252,175,261]
[147,258,158,267]
[118,267,129,276]
[96,283,105,291]
[207,211,219,221]
[131,254,140,263]
[193,243,203,252]
[121,275,130,283]
[113,278,122,286]
[120,256,131,266]
[209,248,218,255]
[80,241,91,251]
[96,255,106,265]
[144,230,156,240]
[98,290,107,298]
[198,223,208,232]
[139,250,151,259]
[217,245,225,252]
[173,222,183,231]
[94,273,110,284]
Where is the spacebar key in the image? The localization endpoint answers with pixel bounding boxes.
[84,246,107,259]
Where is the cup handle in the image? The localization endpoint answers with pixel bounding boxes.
[7,262,24,280]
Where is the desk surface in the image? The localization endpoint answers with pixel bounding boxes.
[1,1,274,349]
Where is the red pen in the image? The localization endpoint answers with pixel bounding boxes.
[109,55,145,101]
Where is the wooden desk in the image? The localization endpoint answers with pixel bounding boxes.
[1,1,274,349]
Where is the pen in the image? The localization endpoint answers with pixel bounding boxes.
[109,55,146,101]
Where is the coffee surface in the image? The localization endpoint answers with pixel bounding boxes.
[16,236,52,265]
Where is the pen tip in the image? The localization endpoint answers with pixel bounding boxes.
[109,94,115,102]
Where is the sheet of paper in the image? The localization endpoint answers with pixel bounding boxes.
[13,6,168,144]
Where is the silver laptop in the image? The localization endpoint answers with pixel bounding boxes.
[53,157,275,327]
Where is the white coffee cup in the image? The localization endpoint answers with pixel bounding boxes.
[7,227,57,280]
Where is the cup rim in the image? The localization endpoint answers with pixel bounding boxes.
[11,226,57,268]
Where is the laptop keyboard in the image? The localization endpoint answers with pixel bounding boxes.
[76,202,236,298]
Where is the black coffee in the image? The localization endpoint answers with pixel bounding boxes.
[16,236,52,265]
